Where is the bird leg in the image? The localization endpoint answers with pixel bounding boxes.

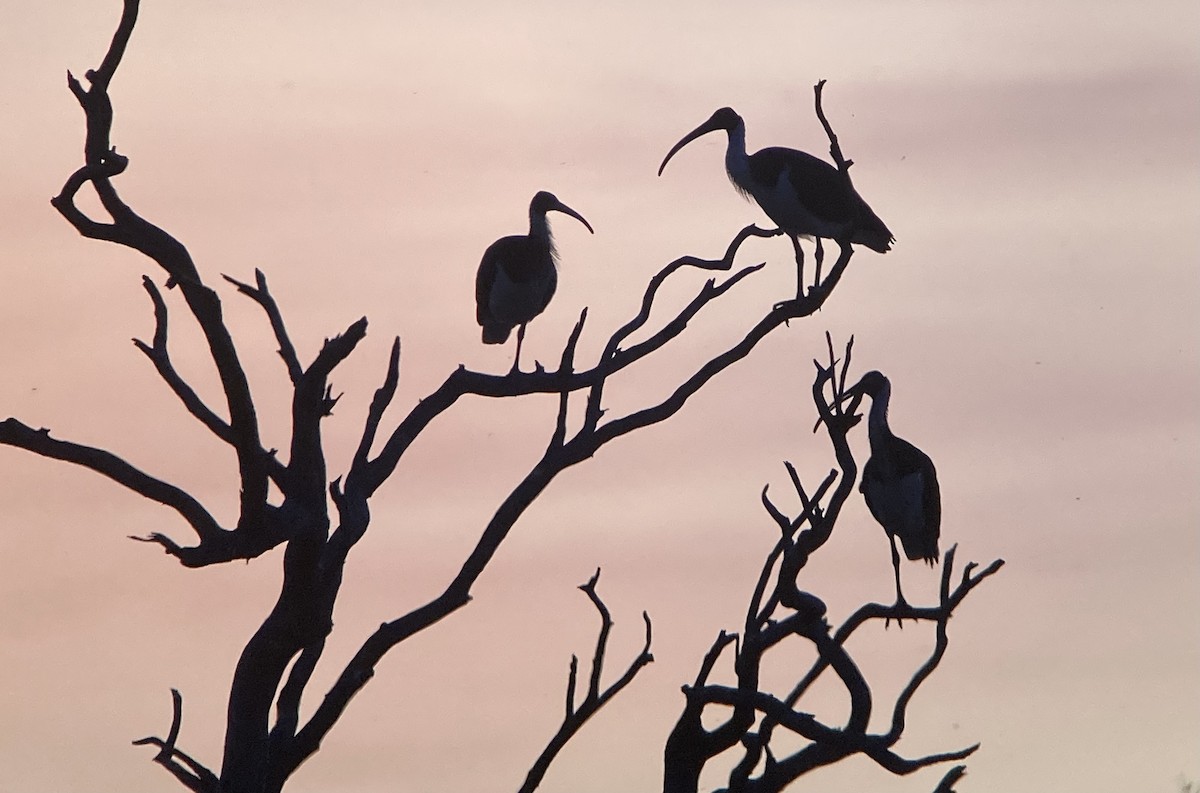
[790,234,805,298]
[887,534,909,629]
[510,323,528,375]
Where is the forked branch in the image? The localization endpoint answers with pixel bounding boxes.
[132,275,291,489]
[662,348,1002,793]
[223,269,303,383]
[131,689,219,793]
[517,570,653,793]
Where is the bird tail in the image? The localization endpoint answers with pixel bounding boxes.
[482,323,511,344]
[900,537,939,566]
[854,207,895,253]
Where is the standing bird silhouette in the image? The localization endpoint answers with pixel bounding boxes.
[847,370,940,609]
[657,107,893,261]
[475,191,594,374]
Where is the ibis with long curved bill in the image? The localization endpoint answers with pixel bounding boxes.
[658,107,893,254]
[846,370,940,608]
[475,191,594,373]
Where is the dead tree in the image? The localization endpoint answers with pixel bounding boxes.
[0,2,914,792]
[662,337,1004,793]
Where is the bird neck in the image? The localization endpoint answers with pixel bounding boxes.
[723,121,749,179]
[528,212,557,261]
[867,384,894,453]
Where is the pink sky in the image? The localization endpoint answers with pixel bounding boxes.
[2,2,1198,791]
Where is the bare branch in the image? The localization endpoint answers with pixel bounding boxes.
[295,243,852,761]
[288,317,368,489]
[784,551,1004,717]
[324,337,402,564]
[131,276,290,490]
[270,639,325,743]
[814,79,851,172]
[49,0,275,561]
[91,0,139,88]
[131,688,219,793]
[351,337,401,473]
[132,277,223,437]
[565,655,579,718]
[689,686,837,744]
[865,743,980,775]
[583,224,774,431]
[932,765,969,793]
[361,223,832,500]
[609,223,777,354]
[664,346,1003,792]
[283,228,854,766]
[518,572,653,793]
[223,269,303,383]
[760,486,792,536]
[550,309,588,449]
[0,419,224,548]
[34,11,987,789]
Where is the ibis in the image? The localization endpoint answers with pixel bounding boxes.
[657,107,894,274]
[475,191,594,373]
[847,370,940,609]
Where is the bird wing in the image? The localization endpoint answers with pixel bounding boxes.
[751,147,857,225]
[475,245,498,327]
[922,458,942,542]
[895,438,941,562]
[861,441,941,563]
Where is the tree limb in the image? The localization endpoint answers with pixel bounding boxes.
[517,570,653,793]
[132,275,291,491]
[223,269,304,384]
[51,0,272,559]
[0,418,224,550]
[131,688,219,793]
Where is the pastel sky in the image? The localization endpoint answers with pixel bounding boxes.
[2,2,1198,792]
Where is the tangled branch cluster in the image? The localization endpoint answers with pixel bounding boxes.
[0,2,1003,792]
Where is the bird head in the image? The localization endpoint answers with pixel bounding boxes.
[848,370,890,398]
[822,370,889,432]
[530,191,594,235]
[657,107,744,176]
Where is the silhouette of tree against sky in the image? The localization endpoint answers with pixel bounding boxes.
[0,2,1002,792]
[662,336,1003,793]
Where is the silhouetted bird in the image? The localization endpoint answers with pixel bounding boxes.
[848,370,940,607]
[658,107,893,254]
[475,191,593,373]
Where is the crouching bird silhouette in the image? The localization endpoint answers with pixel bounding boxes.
[475,191,594,374]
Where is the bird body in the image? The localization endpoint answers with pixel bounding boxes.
[659,107,893,253]
[862,435,941,565]
[477,233,558,344]
[475,191,592,371]
[851,370,940,605]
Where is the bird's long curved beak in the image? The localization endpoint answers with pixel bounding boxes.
[840,381,864,400]
[657,114,725,176]
[552,200,595,234]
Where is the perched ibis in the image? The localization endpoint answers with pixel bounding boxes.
[657,107,894,267]
[475,191,594,373]
[847,370,940,609]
